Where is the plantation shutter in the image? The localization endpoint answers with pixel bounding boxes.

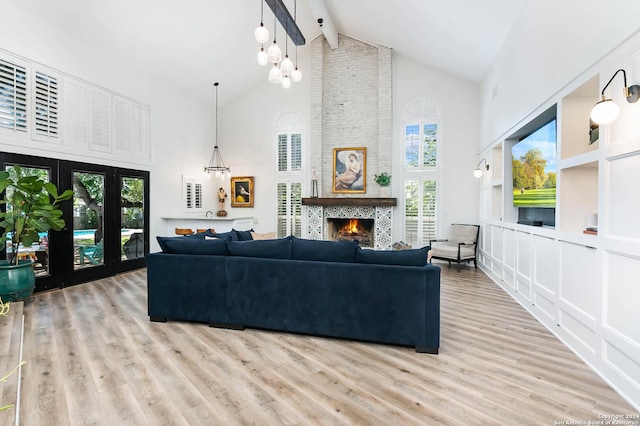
[291,133,302,171]
[90,88,111,151]
[277,134,288,172]
[64,78,89,147]
[422,180,437,241]
[277,183,288,236]
[276,182,302,238]
[185,182,193,209]
[194,183,202,209]
[0,58,27,132]
[290,182,302,237]
[113,96,132,154]
[404,181,419,246]
[33,71,59,139]
[404,179,437,246]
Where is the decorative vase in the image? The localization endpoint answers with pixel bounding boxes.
[0,259,36,302]
[379,186,390,198]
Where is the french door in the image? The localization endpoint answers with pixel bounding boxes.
[1,153,149,292]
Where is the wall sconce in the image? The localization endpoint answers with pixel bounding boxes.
[474,158,489,178]
[590,69,640,125]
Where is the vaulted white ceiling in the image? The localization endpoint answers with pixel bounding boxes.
[6,0,526,104]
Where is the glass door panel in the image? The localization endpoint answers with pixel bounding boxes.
[73,171,105,270]
[3,165,52,277]
[120,176,145,261]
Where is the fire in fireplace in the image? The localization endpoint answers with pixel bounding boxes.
[327,218,374,247]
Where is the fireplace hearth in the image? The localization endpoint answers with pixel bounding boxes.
[302,198,397,250]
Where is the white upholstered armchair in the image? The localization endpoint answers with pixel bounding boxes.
[429,224,480,271]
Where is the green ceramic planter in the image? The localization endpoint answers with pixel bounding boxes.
[0,259,36,302]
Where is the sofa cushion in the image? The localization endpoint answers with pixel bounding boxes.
[291,237,358,263]
[160,236,230,255]
[156,235,198,251]
[233,228,254,241]
[227,237,292,259]
[356,246,429,266]
[210,230,238,241]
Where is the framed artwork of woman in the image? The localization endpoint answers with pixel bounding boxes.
[333,147,366,193]
[230,176,254,207]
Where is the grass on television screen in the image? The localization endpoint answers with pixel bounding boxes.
[513,188,556,207]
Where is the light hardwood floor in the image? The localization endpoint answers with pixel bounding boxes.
[14,264,638,425]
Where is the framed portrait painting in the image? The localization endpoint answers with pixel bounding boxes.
[230,176,254,207]
[333,147,366,193]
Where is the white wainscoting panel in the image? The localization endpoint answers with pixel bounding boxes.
[503,228,516,288]
[532,235,560,322]
[604,251,640,347]
[608,153,640,241]
[515,231,532,301]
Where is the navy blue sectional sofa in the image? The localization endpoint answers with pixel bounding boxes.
[147,231,441,354]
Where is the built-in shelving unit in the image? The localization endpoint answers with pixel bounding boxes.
[477,33,640,411]
[558,75,600,235]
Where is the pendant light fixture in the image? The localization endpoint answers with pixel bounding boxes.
[254,0,269,44]
[204,82,230,179]
[255,0,304,88]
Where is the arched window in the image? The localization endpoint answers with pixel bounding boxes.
[401,99,441,247]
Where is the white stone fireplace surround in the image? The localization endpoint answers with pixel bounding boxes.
[302,198,396,250]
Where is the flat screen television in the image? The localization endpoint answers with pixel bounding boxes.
[512,118,557,208]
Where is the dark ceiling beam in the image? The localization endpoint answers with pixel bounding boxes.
[264,0,306,46]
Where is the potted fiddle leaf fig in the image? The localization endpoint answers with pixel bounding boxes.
[0,166,73,301]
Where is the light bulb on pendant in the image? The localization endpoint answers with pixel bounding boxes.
[254,0,269,43]
[282,75,291,89]
[267,14,281,63]
[291,67,302,82]
[257,45,268,66]
[267,41,281,63]
[281,55,293,75]
[255,24,269,44]
[269,63,283,84]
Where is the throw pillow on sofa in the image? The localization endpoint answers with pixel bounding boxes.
[355,246,429,266]
[233,228,255,241]
[157,235,230,255]
[291,236,359,263]
[227,236,292,259]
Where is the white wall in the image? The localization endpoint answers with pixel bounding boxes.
[393,53,481,238]
[481,0,640,149]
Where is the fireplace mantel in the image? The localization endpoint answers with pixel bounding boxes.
[301,197,397,207]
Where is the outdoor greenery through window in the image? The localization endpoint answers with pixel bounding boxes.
[405,123,438,168]
[3,165,51,276]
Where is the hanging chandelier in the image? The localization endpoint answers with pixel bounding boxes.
[204,82,230,179]
[255,0,304,88]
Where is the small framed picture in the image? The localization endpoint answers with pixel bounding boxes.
[230,176,254,208]
[333,147,366,193]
